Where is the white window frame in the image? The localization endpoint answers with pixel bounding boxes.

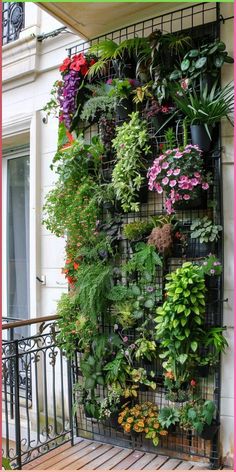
[2,146,30,323]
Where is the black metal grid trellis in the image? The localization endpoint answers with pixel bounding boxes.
[68,3,225,468]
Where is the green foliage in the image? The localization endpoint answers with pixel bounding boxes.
[88,38,150,77]
[135,338,157,362]
[173,81,234,138]
[74,262,113,320]
[80,83,117,122]
[170,39,234,81]
[112,112,150,212]
[204,327,228,353]
[161,127,176,151]
[190,217,222,243]
[155,262,206,382]
[158,406,180,429]
[179,400,216,434]
[56,293,96,357]
[43,80,60,117]
[123,220,153,241]
[104,351,130,386]
[43,178,99,247]
[199,254,222,277]
[124,242,162,276]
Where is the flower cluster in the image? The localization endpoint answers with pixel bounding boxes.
[118,402,168,445]
[61,257,80,287]
[58,54,96,129]
[145,100,175,119]
[147,144,210,214]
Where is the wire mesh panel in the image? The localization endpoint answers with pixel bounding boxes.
[68,3,224,467]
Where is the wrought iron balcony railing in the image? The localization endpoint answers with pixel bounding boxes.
[2,315,73,469]
[2,2,25,46]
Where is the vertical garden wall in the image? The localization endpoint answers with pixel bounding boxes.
[43,3,234,468]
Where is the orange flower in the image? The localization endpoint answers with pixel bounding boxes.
[118,417,123,424]
[160,430,168,436]
[124,424,131,433]
[134,424,141,432]
[153,422,160,429]
[73,262,80,270]
[164,370,174,380]
[127,417,134,424]
[137,420,145,428]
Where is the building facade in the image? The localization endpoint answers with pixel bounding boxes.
[2,2,234,467]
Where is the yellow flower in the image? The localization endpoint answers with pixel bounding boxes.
[145,428,149,433]
[153,422,160,429]
[127,417,134,424]
[160,430,168,436]
[137,420,145,428]
[118,417,123,424]
[124,424,131,433]
[134,424,141,432]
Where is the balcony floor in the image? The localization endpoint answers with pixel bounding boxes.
[22,438,225,470]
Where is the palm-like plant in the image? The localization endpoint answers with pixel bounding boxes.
[173,81,234,138]
[88,37,150,77]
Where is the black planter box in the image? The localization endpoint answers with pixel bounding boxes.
[198,421,220,440]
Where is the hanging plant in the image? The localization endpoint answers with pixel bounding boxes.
[112,112,150,212]
[147,144,211,214]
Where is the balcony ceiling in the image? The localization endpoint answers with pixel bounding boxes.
[37,2,186,40]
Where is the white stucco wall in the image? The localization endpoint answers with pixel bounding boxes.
[2,2,234,466]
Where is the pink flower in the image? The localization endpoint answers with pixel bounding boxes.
[202,182,209,190]
[180,78,189,90]
[191,178,199,186]
[194,172,201,179]
[162,177,169,185]
[169,179,177,188]
[174,151,183,158]
[165,150,172,155]
[167,169,173,177]
[173,168,181,176]
[154,183,163,194]
[162,162,169,170]
[183,194,190,200]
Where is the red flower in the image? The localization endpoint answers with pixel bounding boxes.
[159,143,164,150]
[67,275,75,285]
[161,105,170,113]
[59,57,71,72]
[190,379,197,387]
[73,262,80,270]
[70,53,87,72]
[90,58,96,66]
[65,259,72,264]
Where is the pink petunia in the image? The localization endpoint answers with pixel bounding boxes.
[194,172,201,179]
[172,168,180,176]
[162,161,169,170]
[169,179,177,188]
[162,177,169,185]
[191,178,199,186]
[183,194,190,200]
[202,182,209,190]
[174,151,183,158]
[167,169,173,177]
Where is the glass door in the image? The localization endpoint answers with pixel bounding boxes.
[6,153,30,338]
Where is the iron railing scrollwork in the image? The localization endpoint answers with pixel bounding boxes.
[2,317,73,469]
[2,2,25,46]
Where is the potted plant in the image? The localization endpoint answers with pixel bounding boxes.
[123,220,154,248]
[107,78,139,121]
[189,216,222,257]
[112,112,151,212]
[179,400,218,440]
[118,402,168,445]
[170,39,234,85]
[173,81,234,151]
[158,406,180,432]
[147,144,210,214]
[155,262,207,399]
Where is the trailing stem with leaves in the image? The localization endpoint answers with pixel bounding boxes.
[112,112,151,212]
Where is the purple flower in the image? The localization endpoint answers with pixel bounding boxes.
[146,286,154,292]
[210,269,215,275]
[123,336,128,342]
